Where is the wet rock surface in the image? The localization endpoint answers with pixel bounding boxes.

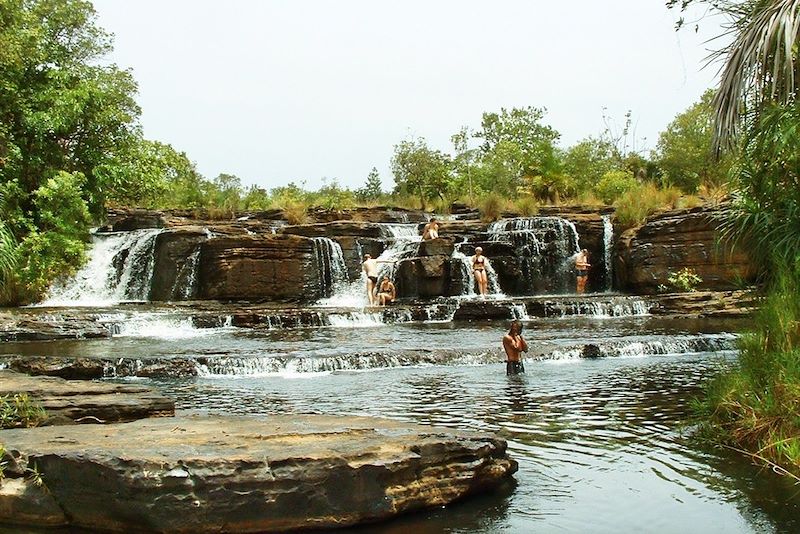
[0,415,517,533]
[0,370,174,424]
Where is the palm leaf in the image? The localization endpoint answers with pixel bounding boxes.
[712,0,800,150]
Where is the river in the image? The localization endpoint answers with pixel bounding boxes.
[3,309,799,532]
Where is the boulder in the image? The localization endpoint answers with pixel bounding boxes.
[418,237,456,257]
[0,370,174,425]
[452,300,516,321]
[0,318,111,342]
[197,234,323,301]
[396,256,458,298]
[615,205,756,294]
[0,415,517,533]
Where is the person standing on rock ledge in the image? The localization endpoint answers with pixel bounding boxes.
[471,247,489,296]
[575,249,591,295]
[422,218,440,240]
[502,320,528,375]
[362,254,392,306]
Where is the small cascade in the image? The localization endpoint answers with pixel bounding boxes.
[96,312,230,340]
[194,350,498,377]
[535,297,652,318]
[40,229,164,306]
[326,312,386,328]
[538,334,737,361]
[602,215,613,291]
[510,303,530,320]
[487,217,580,295]
[312,237,349,298]
[452,250,477,297]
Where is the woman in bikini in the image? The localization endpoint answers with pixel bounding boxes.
[471,246,489,296]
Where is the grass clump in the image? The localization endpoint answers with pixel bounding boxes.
[281,200,310,225]
[0,393,47,429]
[479,193,505,222]
[693,269,800,476]
[513,196,539,217]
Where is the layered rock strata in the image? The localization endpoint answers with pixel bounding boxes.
[615,206,755,294]
[0,370,174,424]
[0,415,517,532]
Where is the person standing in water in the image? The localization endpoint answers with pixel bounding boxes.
[575,249,591,294]
[502,320,528,375]
[362,254,392,305]
[422,218,440,240]
[376,276,396,306]
[471,246,489,296]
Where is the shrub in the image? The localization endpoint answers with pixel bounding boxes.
[594,170,639,204]
[0,393,47,429]
[666,268,703,292]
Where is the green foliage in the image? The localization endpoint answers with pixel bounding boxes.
[656,89,731,192]
[0,393,46,429]
[391,137,453,209]
[562,137,619,192]
[667,267,703,292]
[282,200,309,225]
[613,183,689,228]
[513,196,539,217]
[355,167,383,202]
[475,107,563,199]
[594,170,639,204]
[695,267,800,475]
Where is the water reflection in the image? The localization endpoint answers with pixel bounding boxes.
[143,353,799,533]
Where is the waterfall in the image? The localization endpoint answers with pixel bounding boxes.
[602,215,613,291]
[312,237,349,298]
[487,217,580,295]
[40,229,164,307]
[316,223,420,307]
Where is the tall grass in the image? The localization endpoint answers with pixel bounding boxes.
[614,183,701,228]
[478,193,505,222]
[693,266,800,474]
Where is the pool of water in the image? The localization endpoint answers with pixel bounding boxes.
[2,310,798,532]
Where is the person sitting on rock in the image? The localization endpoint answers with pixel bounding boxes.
[376,276,396,306]
[575,249,591,295]
[471,247,489,296]
[362,255,394,305]
[422,218,440,240]
[502,320,528,375]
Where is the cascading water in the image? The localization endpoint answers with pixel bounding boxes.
[170,245,201,300]
[602,215,613,291]
[486,217,580,295]
[40,229,164,307]
[312,237,349,299]
[316,224,421,307]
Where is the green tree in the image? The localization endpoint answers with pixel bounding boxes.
[474,107,563,200]
[0,0,142,216]
[655,89,731,192]
[355,167,383,202]
[391,138,453,209]
[561,137,619,193]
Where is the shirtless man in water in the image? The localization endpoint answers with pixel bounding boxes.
[376,276,396,306]
[422,218,439,240]
[502,320,528,375]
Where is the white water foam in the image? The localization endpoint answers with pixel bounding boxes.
[40,229,164,307]
[602,214,614,291]
[99,312,229,340]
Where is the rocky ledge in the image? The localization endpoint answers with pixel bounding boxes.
[0,370,174,424]
[0,415,517,532]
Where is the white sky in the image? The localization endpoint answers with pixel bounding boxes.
[92,0,725,191]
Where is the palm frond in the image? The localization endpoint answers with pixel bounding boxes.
[713,0,800,150]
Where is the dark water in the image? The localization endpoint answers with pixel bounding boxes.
[3,311,799,532]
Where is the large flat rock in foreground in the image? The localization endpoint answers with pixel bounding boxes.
[0,370,174,425]
[0,415,517,532]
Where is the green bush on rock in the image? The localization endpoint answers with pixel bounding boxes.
[0,393,47,429]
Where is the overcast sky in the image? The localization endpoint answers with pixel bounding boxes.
[92,0,725,191]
